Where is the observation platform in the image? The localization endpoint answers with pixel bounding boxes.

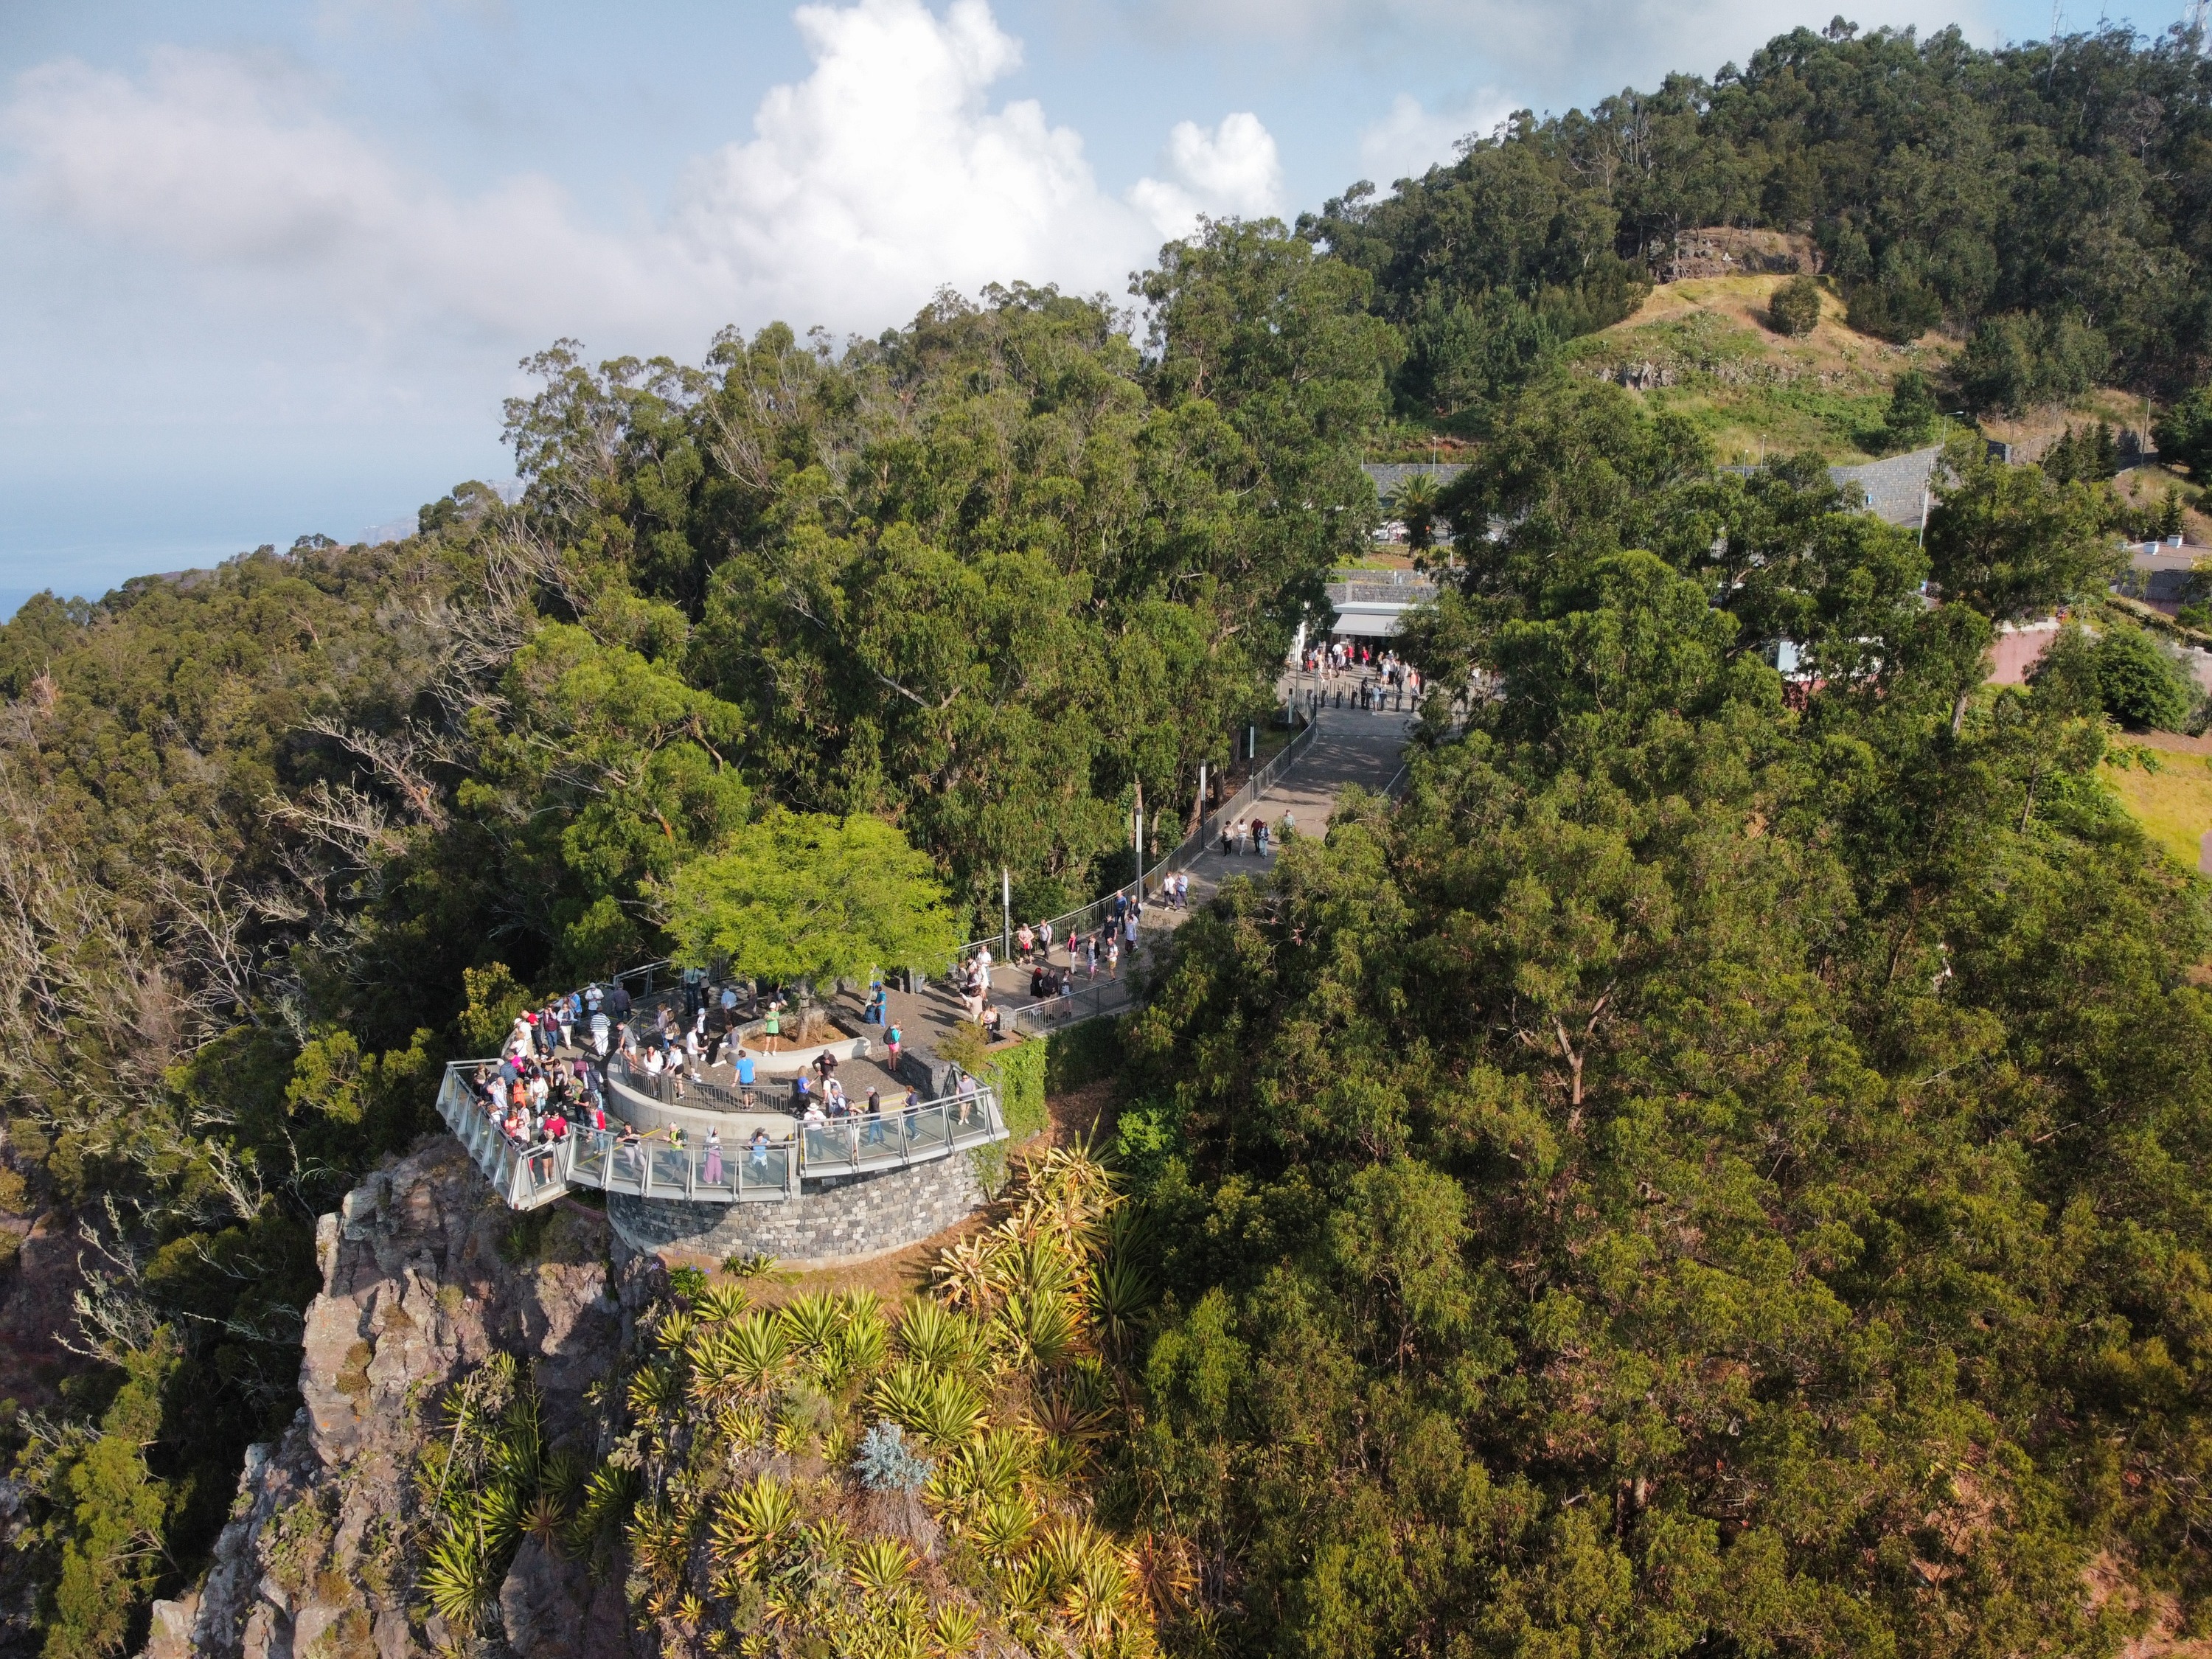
[434,1061,1006,1212]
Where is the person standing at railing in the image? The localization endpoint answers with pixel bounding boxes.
[749,1127,770,1173]
[865,1086,883,1144]
[1040,918,1054,960]
[703,1127,723,1187]
[734,1047,757,1107]
[956,1071,978,1125]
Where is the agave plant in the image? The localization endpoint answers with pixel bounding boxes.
[709,1475,799,1571]
[1031,1360,1114,1443]
[931,1600,984,1656]
[777,1290,844,1354]
[849,1535,917,1599]
[418,1512,501,1632]
[627,1360,684,1426]
[896,1300,982,1374]
[697,1281,752,1324]
[653,1307,696,1352]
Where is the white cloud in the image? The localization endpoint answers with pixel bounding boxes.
[1111,0,1989,102]
[1,47,672,341]
[1,0,1288,351]
[1127,111,1283,238]
[1356,91,1517,186]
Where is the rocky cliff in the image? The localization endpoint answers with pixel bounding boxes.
[142,1138,649,1659]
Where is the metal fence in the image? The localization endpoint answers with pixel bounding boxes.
[434,1061,1006,1210]
[953,714,1321,973]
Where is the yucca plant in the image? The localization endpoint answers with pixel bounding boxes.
[1088,1253,1155,1358]
[653,1307,695,1352]
[1032,1360,1114,1444]
[697,1281,751,1324]
[972,1491,1037,1565]
[726,1310,793,1397]
[994,1289,1082,1371]
[561,1464,639,1557]
[709,1474,799,1571]
[627,1360,683,1422]
[873,1365,987,1453]
[896,1300,982,1374]
[931,1235,997,1315]
[849,1535,916,1598]
[931,1599,984,1655]
[794,1514,853,1574]
[625,1495,692,1590]
[419,1511,502,1632]
[777,1290,844,1354]
[542,1447,589,1511]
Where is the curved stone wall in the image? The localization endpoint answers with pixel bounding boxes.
[606,1147,986,1267]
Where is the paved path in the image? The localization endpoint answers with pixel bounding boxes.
[925,700,1419,1035]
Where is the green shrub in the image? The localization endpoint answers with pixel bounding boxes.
[2154,386,2212,476]
[1043,1018,1121,1094]
[985,1038,1046,1142]
[2093,628,2198,731]
[1769,275,1823,337]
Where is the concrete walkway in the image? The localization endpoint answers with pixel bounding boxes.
[932,699,1419,1034]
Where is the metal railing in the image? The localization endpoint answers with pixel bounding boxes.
[434,1062,1006,1210]
[1010,978,1136,1037]
[953,714,1321,973]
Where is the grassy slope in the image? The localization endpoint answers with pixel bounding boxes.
[1564,274,1952,464]
[2103,740,2212,871]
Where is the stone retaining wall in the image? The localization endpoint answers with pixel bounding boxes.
[606,1148,987,1267]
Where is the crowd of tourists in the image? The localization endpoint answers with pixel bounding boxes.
[1295,641,1421,714]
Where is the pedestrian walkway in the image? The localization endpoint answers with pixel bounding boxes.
[915,701,1416,1037]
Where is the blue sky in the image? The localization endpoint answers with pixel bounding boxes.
[0,0,2140,612]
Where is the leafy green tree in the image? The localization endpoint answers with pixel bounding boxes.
[664,809,960,988]
[1924,437,2121,621]
[2092,627,2198,730]
[1767,274,1823,335]
[2154,386,2212,477]
[1880,367,1938,451]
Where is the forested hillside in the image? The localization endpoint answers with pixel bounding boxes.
[1310,19,2212,422]
[5,17,2212,1659]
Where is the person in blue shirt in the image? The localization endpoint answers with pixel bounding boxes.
[734,1046,757,1107]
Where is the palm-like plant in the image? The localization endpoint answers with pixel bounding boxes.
[1088,1254,1155,1360]
[419,1512,501,1632]
[777,1290,844,1354]
[521,1492,567,1554]
[931,1601,983,1656]
[653,1307,695,1352]
[709,1475,799,1571]
[896,1300,983,1374]
[1388,471,1440,550]
[697,1282,751,1324]
[849,1535,916,1598]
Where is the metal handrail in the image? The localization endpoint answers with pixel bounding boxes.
[434,1061,1005,1210]
[952,715,1321,970]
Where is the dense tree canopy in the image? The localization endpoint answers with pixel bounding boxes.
[1114,383,2212,1658]
[1304,19,2212,415]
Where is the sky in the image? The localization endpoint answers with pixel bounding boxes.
[0,0,2136,613]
